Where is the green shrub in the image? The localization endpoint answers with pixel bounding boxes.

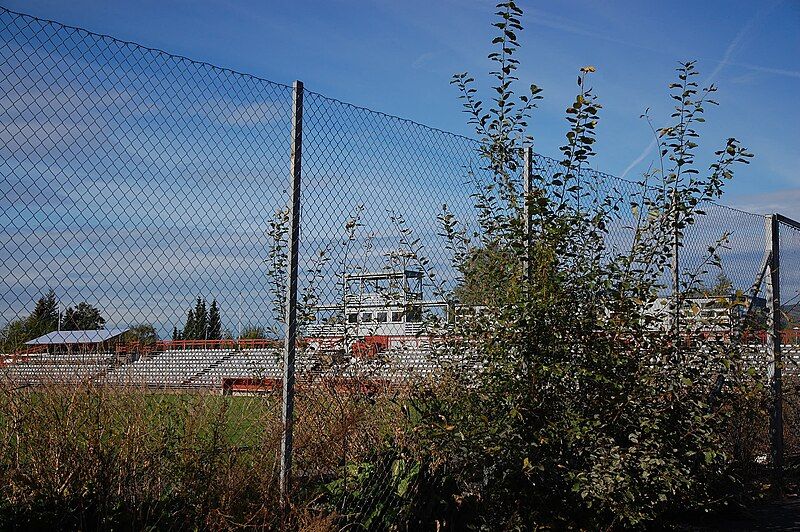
[395,2,759,528]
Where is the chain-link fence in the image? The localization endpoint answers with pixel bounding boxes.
[777,216,800,462]
[1,6,798,528]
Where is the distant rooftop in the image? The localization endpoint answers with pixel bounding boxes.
[345,270,423,281]
[25,329,129,345]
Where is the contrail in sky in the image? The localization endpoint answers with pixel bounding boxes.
[620,1,783,178]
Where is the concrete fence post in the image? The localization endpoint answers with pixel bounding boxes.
[766,213,783,491]
[280,80,304,507]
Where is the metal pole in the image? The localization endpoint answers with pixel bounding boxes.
[280,80,303,506]
[766,214,784,491]
[672,187,680,340]
[523,147,533,285]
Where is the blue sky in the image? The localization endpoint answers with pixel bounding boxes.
[4,0,799,216]
[1,1,798,333]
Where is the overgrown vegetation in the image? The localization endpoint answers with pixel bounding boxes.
[375,1,762,528]
[0,385,402,530]
[0,1,782,530]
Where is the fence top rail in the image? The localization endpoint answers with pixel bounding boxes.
[776,213,800,231]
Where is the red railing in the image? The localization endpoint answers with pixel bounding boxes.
[782,329,800,344]
[154,338,282,351]
[738,330,800,345]
[306,334,443,358]
[14,344,50,356]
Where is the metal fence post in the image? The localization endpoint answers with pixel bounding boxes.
[280,80,304,506]
[523,147,533,284]
[766,213,783,490]
[672,188,681,339]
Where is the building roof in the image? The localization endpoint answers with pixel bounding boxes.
[345,270,423,281]
[25,328,129,346]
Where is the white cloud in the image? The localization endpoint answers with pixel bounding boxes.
[728,189,800,220]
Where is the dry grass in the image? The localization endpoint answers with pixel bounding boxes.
[0,377,789,530]
[0,382,401,530]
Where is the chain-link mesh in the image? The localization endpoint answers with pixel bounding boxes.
[0,5,797,529]
[0,7,294,528]
[778,217,800,458]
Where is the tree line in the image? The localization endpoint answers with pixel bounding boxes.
[172,297,221,340]
[0,290,107,352]
[0,291,270,353]
[170,297,268,341]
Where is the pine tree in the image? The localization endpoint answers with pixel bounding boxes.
[184,308,196,340]
[27,289,59,336]
[172,326,182,341]
[208,299,222,340]
[194,297,208,339]
[2,290,59,350]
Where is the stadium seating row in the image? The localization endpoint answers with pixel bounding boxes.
[2,345,797,389]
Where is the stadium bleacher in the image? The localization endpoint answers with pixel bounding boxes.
[102,348,282,389]
[2,343,798,390]
[1,352,115,386]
